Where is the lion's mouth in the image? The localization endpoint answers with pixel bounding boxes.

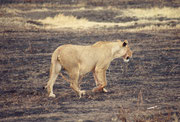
[123,56,130,62]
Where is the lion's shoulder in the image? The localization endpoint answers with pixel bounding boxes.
[92,41,112,47]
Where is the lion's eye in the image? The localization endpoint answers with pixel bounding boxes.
[123,42,127,47]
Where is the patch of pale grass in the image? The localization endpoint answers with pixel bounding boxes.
[38,7,180,31]
[38,13,139,29]
[0,17,24,26]
[38,12,180,31]
[118,7,180,31]
[1,7,22,15]
[1,6,50,14]
[26,8,50,13]
[38,13,92,29]
[123,7,180,19]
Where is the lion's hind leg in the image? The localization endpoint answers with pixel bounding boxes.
[46,62,61,97]
[69,68,85,98]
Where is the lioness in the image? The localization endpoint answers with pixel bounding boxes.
[45,40,132,98]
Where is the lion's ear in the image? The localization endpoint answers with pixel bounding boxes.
[123,40,128,47]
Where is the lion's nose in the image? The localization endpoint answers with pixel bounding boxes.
[126,56,129,60]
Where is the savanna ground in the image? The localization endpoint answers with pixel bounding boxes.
[0,0,180,121]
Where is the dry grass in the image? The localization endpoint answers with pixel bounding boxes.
[124,7,180,19]
[38,13,90,29]
[1,5,180,31]
[118,7,180,31]
[38,7,180,31]
[38,13,139,29]
[1,7,22,15]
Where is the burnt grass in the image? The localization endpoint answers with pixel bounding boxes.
[1,3,180,122]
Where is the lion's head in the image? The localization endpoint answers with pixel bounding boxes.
[121,40,132,62]
[112,40,132,62]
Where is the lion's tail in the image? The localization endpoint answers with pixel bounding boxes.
[51,48,71,83]
[50,48,62,77]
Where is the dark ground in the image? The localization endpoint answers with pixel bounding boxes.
[0,1,180,122]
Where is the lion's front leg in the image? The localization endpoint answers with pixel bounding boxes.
[92,69,108,93]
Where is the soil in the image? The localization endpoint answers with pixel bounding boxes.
[0,1,180,122]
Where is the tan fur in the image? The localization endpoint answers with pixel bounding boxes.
[45,40,132,98]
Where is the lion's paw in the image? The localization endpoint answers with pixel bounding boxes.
[103,88,108,93]
[49,93,56,98]
[79,90,86,98]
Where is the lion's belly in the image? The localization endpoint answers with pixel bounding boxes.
[79,60,96,76]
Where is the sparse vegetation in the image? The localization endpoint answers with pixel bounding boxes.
[0,0,180,121]
[38,13,89,29]
[1,5,180,31]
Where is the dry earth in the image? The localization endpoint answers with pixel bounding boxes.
[0,1,180,121]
